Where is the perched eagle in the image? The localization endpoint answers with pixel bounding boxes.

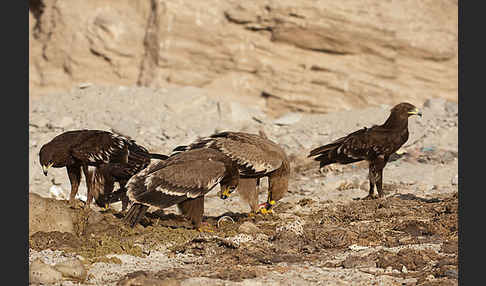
[123,148,240,230]
[39,130,166,209]
[171,131,290,214]
[308,102,422,199]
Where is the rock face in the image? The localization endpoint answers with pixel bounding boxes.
[29,0,457,116]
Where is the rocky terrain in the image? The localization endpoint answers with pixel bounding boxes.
[29,0,457,116]
[29,85,458,285]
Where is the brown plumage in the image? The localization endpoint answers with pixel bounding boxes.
[39,130,166,209]
[171,130,290,213]
[123,148,240,229]
[308,102,422,199]
[92,153,168,211]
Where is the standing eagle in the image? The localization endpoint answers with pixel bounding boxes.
[123,148,240,230]
[39,130,166,209]
[171,131,290,214]
[92,152,168,211]
[308,102,422,199]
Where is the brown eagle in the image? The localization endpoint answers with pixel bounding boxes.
[92,152,168,211]
[171,131,290,214]
[39,130,166,209]
[123,148,240,230]
[308,102,422,199]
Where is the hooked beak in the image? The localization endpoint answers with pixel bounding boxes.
[220,186,232,200]
[42,163,53,176]
[408,108,422,117]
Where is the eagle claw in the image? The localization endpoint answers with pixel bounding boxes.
[257,200,276,215]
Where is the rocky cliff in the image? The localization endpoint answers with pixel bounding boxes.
[29,0,457,116]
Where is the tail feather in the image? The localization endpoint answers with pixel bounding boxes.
[308,142,341,158]
[123,203,149,228]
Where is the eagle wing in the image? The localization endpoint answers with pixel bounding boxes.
[309,126,405,164]
[126,158,228,209]
[173,131,286,177]
[337,126,405,159]
[70,131,134,164]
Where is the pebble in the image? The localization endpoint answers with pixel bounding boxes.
[444,101,458,115]
[53,258,87,281]
[451,174,458,186]
[35,118,50,128]
[423,98,447,113]
[444,269,458,279]
[238,221,261,234]
[401,265,408,273]
[78,82,93,89]
[29,258,63,284]
[273,112,303,126]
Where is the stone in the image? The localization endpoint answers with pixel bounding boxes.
[29,193,76,236]
[423,98,447,114]
[29,259,63,285]
[238,221,261,234]
[53,258,87,281]
[274,112,303,126]
[451,174,458,186]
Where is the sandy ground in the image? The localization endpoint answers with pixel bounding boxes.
[29,85,458,285]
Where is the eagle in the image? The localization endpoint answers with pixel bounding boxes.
[92,153,168,211]
[171,131,290,214]
[308,102,422,199]
[39,130,166,209]
[122,148,240,230]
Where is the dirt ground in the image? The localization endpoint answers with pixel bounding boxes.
[29,85,458,285]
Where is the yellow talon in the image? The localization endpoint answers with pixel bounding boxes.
[197,227,214,233]
[269,200,276,206]
[259,208,269,215]
[100,203,109,211]
[220,187,232,199]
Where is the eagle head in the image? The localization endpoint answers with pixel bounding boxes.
[392,102,422,118]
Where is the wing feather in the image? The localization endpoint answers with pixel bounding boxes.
[126,158,227,208]
[173,132,286,177]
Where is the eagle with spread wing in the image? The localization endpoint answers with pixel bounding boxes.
[123,148,240,230]
[308,103,422,199]
[39,130,166,209]
[171,131,290,215]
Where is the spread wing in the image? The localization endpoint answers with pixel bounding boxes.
[126,158,228,209]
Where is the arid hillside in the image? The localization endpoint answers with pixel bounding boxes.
[29,0,457,116]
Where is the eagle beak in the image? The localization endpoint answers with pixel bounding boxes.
[220,187,231,200]
[42,163,53,176]
[408,108,422,117]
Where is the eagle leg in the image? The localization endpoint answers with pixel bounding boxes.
[119,179,130,212]
[177,196,211,231]
[67,165,82,208]
[121,189,130,212]
[362,164,377,200]
[363,157,387,200]
[82,165,94,210]
[256,200,276,215]
[376,168,385,198]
